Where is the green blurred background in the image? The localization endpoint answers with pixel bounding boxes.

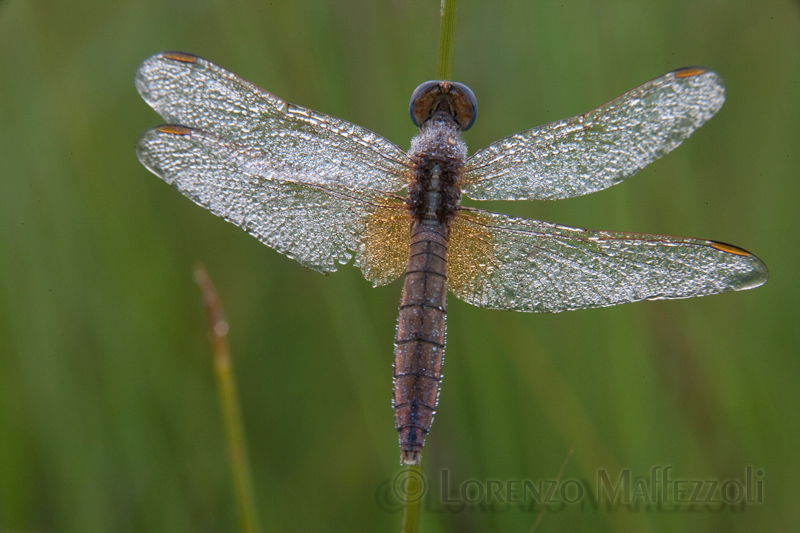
[1,1,798,531]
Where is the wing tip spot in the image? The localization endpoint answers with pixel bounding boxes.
[161,51,199,63]
[710,241,751,257]
[674,67,707,78]
[156,124,192,135]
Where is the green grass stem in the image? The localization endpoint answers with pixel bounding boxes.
[195,265,262,533]
[437,0,458,80]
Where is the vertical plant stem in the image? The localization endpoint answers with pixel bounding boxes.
[437,0,458,80]
[400,461,424,533]
[529,447,574,533]
[194,265,262,533]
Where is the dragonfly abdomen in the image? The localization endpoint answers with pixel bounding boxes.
[394,220,449,465]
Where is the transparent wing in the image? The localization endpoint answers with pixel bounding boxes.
[135,51,410,192]
[448,208,768,313]
[137,125,409,285]
[462,68,725,201]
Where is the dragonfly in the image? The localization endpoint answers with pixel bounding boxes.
[136,51,768,465]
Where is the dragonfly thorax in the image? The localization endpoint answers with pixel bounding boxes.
[407,119,466,225]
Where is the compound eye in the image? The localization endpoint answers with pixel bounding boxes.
[447,81,477,130]
[409,80,477,131]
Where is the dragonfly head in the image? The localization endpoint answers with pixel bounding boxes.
[409,80,477,131]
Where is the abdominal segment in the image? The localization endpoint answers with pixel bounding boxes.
[393,220,449,465]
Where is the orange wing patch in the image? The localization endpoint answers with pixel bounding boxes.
[358,201,410,286]
[449,210,498,297]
